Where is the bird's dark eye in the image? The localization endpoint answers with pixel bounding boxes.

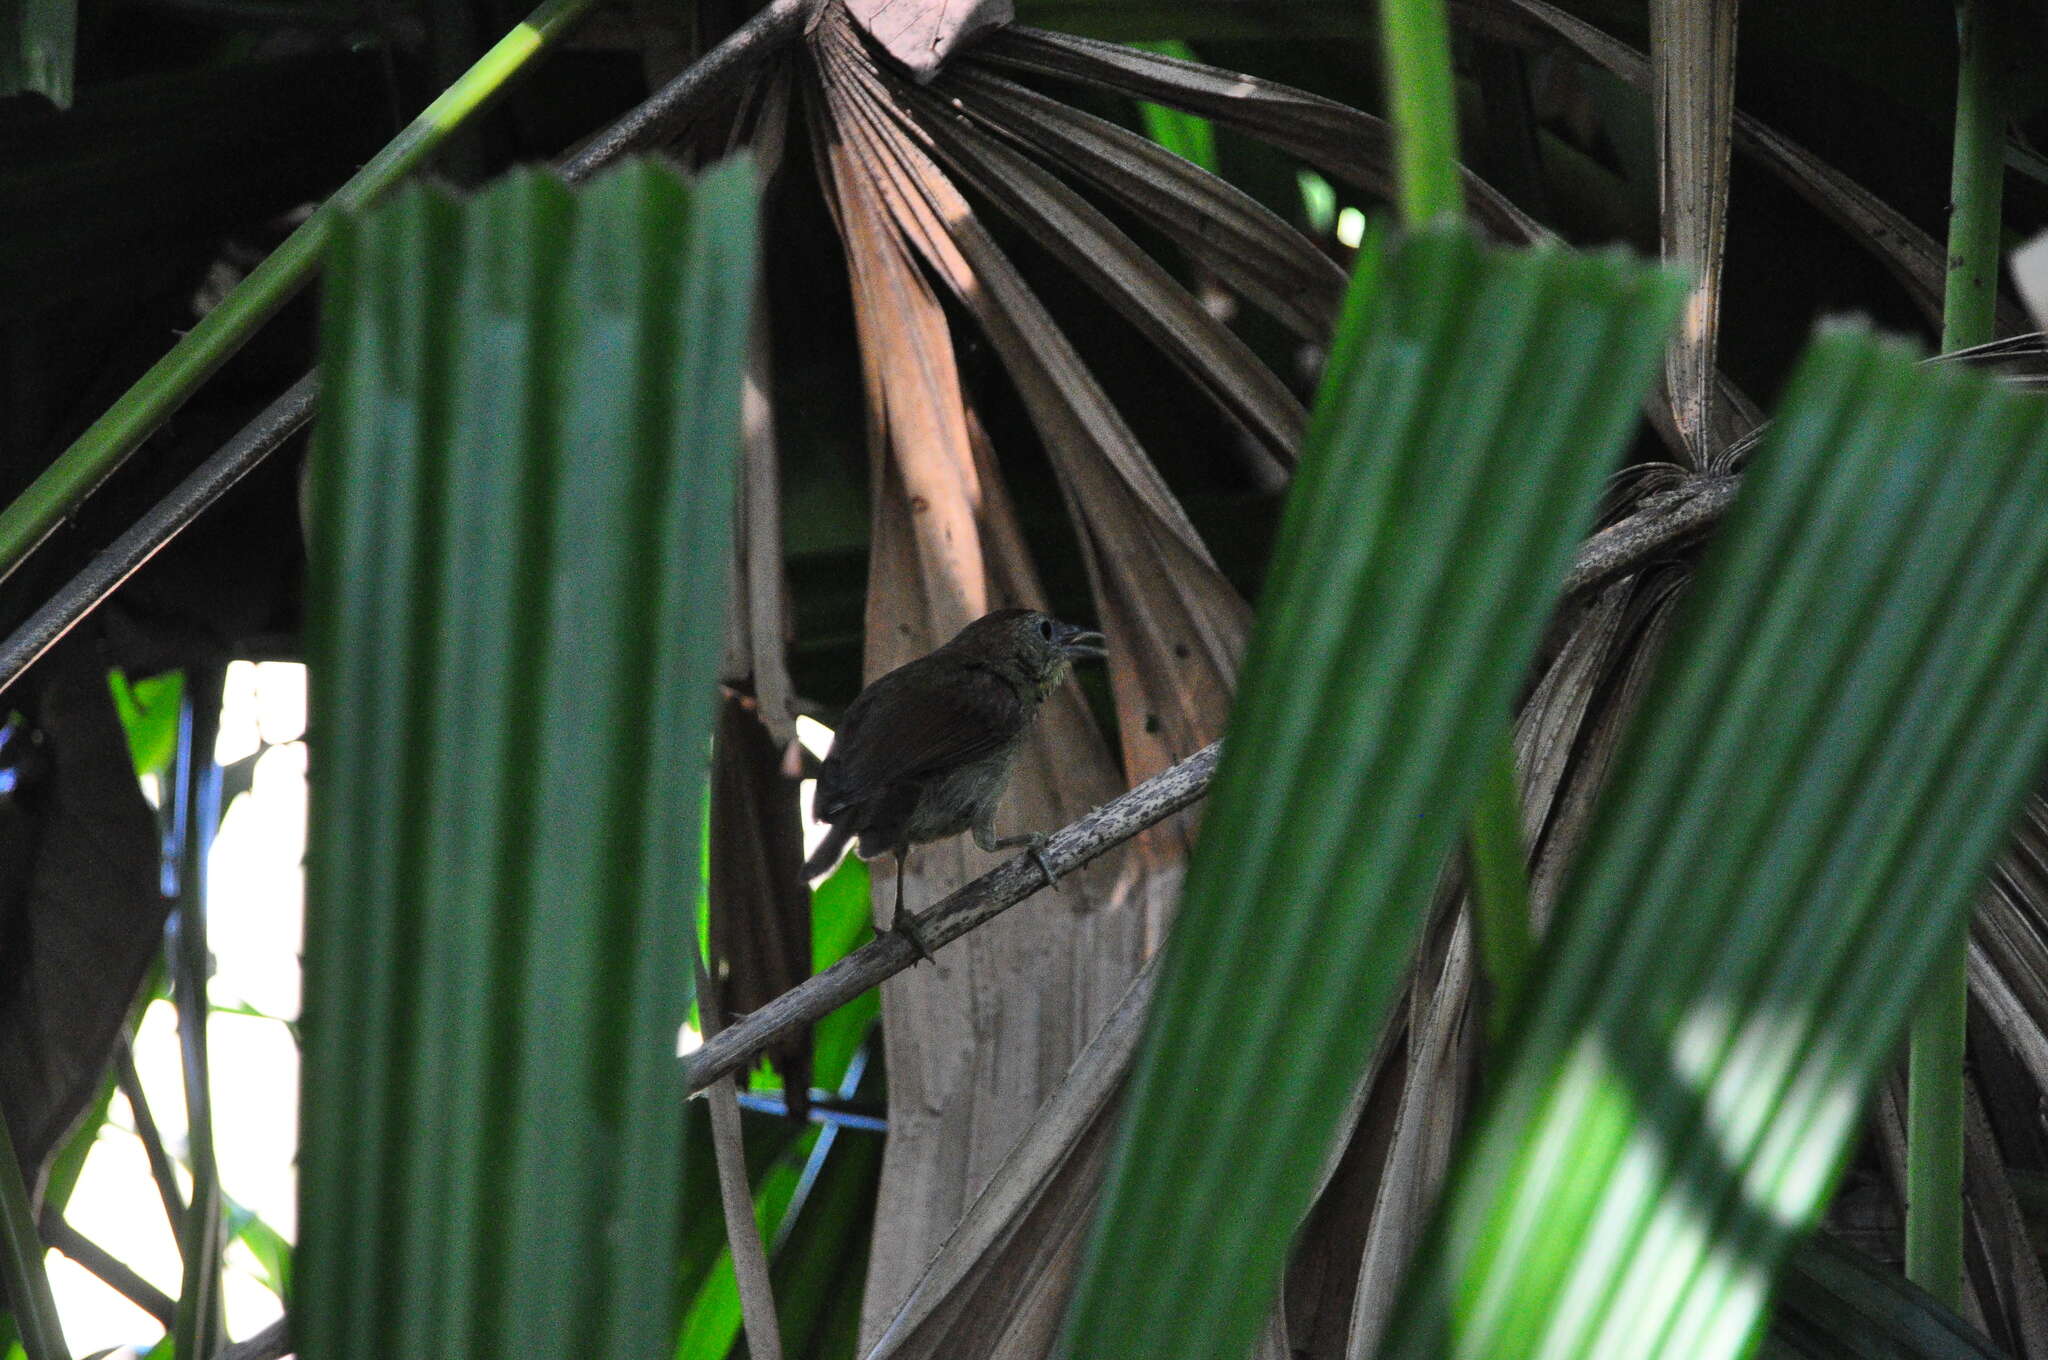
[1038,619,1054,642]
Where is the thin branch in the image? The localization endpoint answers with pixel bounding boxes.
[692,952,787,1360]
[0,375,318,695]
[685,477,1759,1095]
[0,1105,67,1360]
[735,1090,889,1132]
[556,0,809,180]
[1561,477,1738,597]
[38,1211,177,1330]
[686,741,1223,1092]
[0,0,813,700]
[218,1316,291,1360]
[115,1030,189,1245]
[170,666,227,1360]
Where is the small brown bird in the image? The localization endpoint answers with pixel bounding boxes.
[802,608,1107,953]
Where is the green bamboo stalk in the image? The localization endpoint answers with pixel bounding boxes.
[0,1106,66,1360]
[1906,0,2008,1308]
[0,0,598,587]
[1939,0,2008,357]
[1377,0,1464,226]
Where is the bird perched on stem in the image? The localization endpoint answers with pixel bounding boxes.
[802,608,1107,957]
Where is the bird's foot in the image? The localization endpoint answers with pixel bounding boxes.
[892,905,935,964]
[979,828,1061,893]
[1027,840,1059,893]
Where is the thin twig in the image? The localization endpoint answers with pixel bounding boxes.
[556,0,810,180]
[0,376,319,697]
[686,480,1747,1092]
[38,1211,177,1329]
[218,1316,291,1360]
[693,950,787,1360]
[1561,477,1738,597]
[686,741,1223,1092]
[0,1105,67,1360]
[735,1090,888,1132]
[170,665,228,1360]
[115,1031,189,1244]
[0,0,814,700]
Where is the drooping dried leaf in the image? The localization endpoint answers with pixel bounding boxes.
[865,958,1156,1360]
[845,0,1012,81]
[972,28,1544,244]
[807,21,1166,1342]
[1975,802,2048,1096]
[0,638,164,1189]
[816,9,1248,842]
[1344,914,1478,1360]
[934,64,1345,342]
[897,76,1306,465]
[1334,570,1683,1357]
[704,96,816,1118]
[1649,0,1744,465]
[723,308,801,748]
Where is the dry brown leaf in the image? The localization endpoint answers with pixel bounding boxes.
[1343,912,1477,1360]
[936,64,1345,342]
[974,28,1544,245]
[807,13,1260,1342]
[817,10,1248,868]
[711,177,809,1057]
[0,638,165,1186]
[865,956,1156,1360]
[808,21,1170,1342]
[1650,0,1742,466]
[844,0,1011,81]
[899,77,1307,466]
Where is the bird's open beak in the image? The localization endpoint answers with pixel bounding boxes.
[1056,624,1107,661]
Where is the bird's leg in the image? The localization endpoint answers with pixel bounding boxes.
[973,808,1058,893]
[892,846,933,963]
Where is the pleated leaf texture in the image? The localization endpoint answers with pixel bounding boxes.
[1384,329,2048,1359]
[299,157,756,1358]
[1062,226,1688,1360]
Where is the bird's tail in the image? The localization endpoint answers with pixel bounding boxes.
[802,822,855,882]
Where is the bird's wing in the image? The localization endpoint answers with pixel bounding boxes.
[815,662,1026,821]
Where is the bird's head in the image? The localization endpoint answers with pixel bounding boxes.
[950,608,1107,693]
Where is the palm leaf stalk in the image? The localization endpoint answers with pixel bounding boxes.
[1906,0,2013,1308]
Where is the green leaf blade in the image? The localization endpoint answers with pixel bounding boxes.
[300,157,758,1359]
[1390,330,2048,1360]
[1062,225,1686,1360]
